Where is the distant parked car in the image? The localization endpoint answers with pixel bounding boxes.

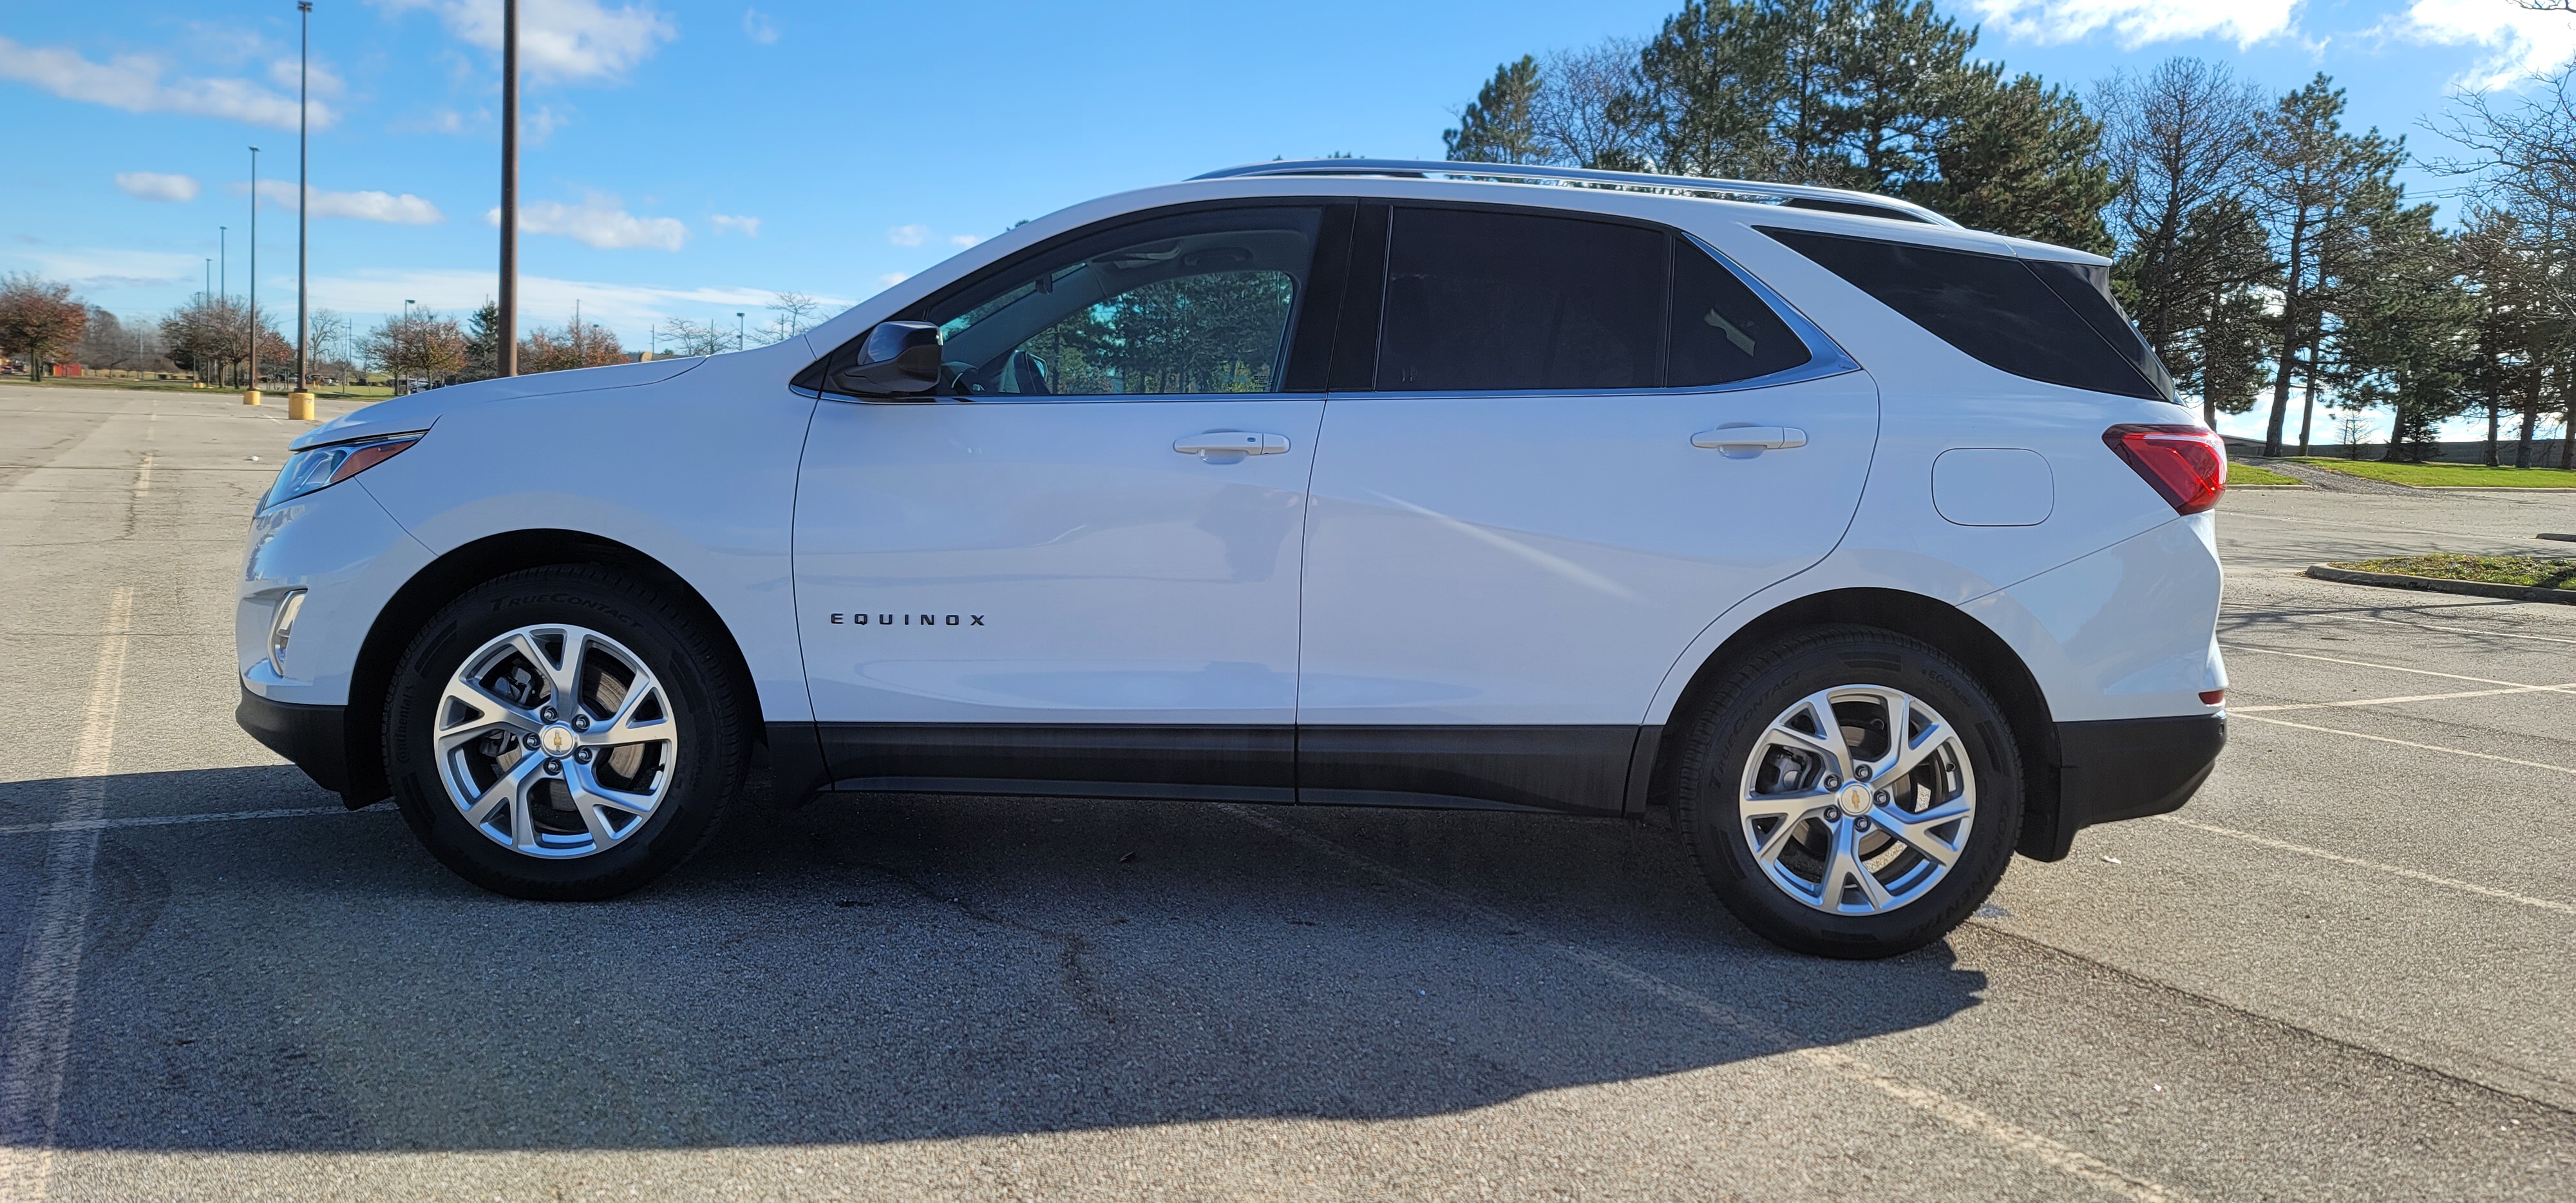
[235,160,2226,957]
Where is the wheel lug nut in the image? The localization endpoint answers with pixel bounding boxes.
[571,714,590,732]
[1855,765,1871,781]
[1855,818,1873,833]
[573,748,592,764]
[1824,806,1842,821]
[1822,774,1840,790]
[540,706,559,722]
[521,732,540,750]
[1875,790,1891,806]
[544,759,563,775]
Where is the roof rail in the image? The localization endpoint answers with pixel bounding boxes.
[1192,158,1960,229]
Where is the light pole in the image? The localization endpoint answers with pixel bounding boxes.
[245,146,261,404]
[219,226,227,301]
[736,312,745,352]
[292,0,314,416]
[497,0,519,377]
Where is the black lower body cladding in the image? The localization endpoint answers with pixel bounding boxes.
[2023,714,2226,861]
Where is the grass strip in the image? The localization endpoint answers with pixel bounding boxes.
[2226,462,2303,486]
[2282,458,2576,488]
[2334,553,2576,591]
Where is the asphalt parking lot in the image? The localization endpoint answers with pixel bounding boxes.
[3,383,2571,1202]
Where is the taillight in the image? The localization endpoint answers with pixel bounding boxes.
[2103,424,2226,515]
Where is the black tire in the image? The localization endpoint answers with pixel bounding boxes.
[1671,625,2021,958]
[382,565,749,900]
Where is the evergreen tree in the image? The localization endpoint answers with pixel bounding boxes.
[464,299,502,381]
[1445,57,1547,165]
[2249,75,2403,457]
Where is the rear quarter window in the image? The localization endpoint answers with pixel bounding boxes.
[1757,227,2173,402]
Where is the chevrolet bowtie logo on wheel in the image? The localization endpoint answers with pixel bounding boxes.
[829,613,985,627]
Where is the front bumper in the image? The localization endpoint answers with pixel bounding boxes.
[237,684,356,800]
[2021,713,2226,860]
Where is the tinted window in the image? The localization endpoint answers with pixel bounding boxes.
[2027,260,2177,400]
[1379,208,1665,391]
[1757,227,2169,401]
[1669,240,1812,386]
[919,207,1320,397]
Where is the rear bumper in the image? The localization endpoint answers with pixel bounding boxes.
[2020,713,2224,861]
[236,683,357,801]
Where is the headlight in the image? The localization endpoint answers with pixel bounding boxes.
[261,433,421,511]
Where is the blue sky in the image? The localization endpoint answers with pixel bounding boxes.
[4,0,2571,434]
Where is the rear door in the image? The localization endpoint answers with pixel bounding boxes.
[1294,204,1878,812]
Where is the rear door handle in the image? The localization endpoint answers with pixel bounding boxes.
[1175,431,1290,459]
[1692,426,1807,451]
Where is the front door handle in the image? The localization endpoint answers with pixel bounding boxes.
[1175,431,1291,460]
[1692,426,1807,451]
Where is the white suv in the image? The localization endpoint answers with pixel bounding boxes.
[235,160,2228,957]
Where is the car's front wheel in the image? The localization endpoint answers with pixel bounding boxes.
[381,565,748,899]
[1671,625,2022,958]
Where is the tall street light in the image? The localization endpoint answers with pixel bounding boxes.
[219,227,227,300]
[294,1,314,413]
[497,0,519,377]
[246,145,261,404]
[737,312,746,351]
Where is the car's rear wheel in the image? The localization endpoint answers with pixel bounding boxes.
[1671,625,2021,958]
[382,565,747,899]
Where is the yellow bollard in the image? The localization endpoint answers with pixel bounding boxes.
[287,391,316,421]
[242,388,262,406]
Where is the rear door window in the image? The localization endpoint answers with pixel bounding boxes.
[1669,238,1813,386]
[1757,227,2173,401]
[1378,208,1665,391]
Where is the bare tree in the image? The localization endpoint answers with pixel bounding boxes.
[2095,59,2264,370]
[761,291,823,345]
[658,317,733,357]
[2435,64,2576,467]
[1534,39,1649,169]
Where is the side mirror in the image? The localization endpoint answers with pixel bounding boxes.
[834,321,943,397]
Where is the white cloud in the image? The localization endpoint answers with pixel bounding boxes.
[742,8,778,44]
[383,0,678,84]
[115,171,200,203]
[253,180,445,225]
[877,272,909,289]
[710,213,761,236]
[949,233,982,247]
[487,193,686,250]
[300,265,849,341]
[7,246,205,290]
[0,34,335,129]
[2402,0,2576,89]
[887,223,930,247]
[1965,1,2302,48]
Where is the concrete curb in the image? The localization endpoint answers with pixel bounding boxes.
[2226,483,2313,490]
[2410,486,2576,493]
[2305,563,2576,606]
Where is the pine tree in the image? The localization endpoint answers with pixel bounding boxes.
[2250,75,2403,457]
[1445,57,1547,165]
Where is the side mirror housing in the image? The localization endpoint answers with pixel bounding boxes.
[834,321,943,397]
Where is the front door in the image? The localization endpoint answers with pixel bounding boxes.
[794,204,1339,801]
[1295,204,1879,812]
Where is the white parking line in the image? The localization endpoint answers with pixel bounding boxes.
[130,451,151,497]
[0,587,131,1203]
[2343,614,2576,647]
[0,806,354,838]
[2233,683,2576,713]
[2156,816,2575,916]
[2224,645,2576,694]
[2235,714,2576,777]
[1218,804,2190,1203]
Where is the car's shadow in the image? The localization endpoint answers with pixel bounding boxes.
[0,764,1987,1152]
